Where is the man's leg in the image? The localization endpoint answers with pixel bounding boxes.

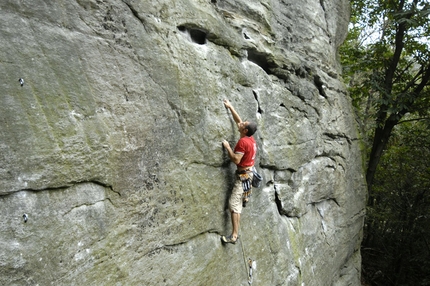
[231,211,240,239]
[222,178,242,243]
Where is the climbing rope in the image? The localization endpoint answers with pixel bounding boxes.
[239,235,254,285]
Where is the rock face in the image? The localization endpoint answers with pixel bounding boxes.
[0,0,366,285]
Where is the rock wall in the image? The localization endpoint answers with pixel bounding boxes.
[0,0,366,285]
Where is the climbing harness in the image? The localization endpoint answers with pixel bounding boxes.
[238,172,252,204]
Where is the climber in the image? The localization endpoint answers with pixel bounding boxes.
[221,99,257,244]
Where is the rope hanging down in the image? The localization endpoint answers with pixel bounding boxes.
[239,235,255,285]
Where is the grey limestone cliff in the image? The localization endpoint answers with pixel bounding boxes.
[0,0,366,285]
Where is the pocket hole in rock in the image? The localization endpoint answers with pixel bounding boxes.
[177,25,207,45]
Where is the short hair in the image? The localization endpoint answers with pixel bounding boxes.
[245,122,257,136]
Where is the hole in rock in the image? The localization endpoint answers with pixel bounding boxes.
[177,25,207,45]
[178,25,186,32]
[247,49,274,74]
[313,75,327,98]
[189,29,207,45]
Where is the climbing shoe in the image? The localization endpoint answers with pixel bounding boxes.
[221,235,238,244]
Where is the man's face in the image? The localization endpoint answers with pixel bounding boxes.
[238,121,249,134]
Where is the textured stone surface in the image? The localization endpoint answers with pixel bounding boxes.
[0,0,365,285]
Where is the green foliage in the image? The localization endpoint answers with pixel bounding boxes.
[341,0,430,118]
[363,119,430,285]
[340,0,430,285]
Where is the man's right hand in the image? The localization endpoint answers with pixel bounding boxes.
[223,99,243,125]
[223,99,232,110]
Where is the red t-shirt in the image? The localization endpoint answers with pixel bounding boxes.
[234,136,257,167]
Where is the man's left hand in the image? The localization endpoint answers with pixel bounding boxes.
[222,140,230,149]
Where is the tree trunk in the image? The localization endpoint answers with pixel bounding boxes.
[366,115,398,196]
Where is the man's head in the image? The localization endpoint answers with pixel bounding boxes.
[245,122,257,136]
[239,121,257,137]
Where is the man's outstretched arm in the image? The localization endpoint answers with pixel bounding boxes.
[223,99,242,124]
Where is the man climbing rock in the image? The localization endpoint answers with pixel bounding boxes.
[221,99,257,244]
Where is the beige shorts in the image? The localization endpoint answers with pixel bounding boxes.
[229,172,253,214]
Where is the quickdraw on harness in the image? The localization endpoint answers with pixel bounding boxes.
[238,171,252,203]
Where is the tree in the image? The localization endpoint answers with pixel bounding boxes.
[362,119,430,285]
[340,0,430,195]
[340,0,430,285]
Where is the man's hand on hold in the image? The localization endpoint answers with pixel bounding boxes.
[223,99,232,110]
[223,99,242,124]
[222,140,230,149]
[223,139,243,165]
